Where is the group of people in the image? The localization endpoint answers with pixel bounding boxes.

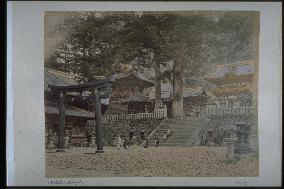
[114,134,129,150]
[141,136,160,148]
[114,125,173,150]
[142,135,161,148]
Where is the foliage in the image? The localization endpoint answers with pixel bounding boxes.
[46,11,257,79]
[203,12,258,65]
[45,11,258,117]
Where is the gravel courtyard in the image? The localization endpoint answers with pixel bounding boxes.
[46,146,258,177]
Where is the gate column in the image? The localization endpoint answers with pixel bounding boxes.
[56,91,65,152]
[95,90,104,153]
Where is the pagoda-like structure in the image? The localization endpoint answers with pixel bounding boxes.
[104,71,155,115]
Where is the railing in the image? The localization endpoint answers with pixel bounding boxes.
[189,106,253,146]
[186,116,211,146]
[194,106,252,117]
[146,119,166,141]
[101,107,167,122]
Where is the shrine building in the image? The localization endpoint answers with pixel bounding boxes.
[205,61,255,108]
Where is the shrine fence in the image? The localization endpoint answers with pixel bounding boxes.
[101,107,167,122]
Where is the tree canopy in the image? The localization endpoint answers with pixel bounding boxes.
[45,11,259,117]
[45,11,257,79]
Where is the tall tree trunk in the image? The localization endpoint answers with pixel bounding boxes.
[172,54,184,118]
[154,51,162,109]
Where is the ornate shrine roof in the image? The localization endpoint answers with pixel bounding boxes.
[111,71,155,90]
[205,60,255,85]
[206,73,254,85]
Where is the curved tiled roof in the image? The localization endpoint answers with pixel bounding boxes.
[124,93,146,102]
[44,68,80,91]
[111,71,155,90]
[45,103,95,118]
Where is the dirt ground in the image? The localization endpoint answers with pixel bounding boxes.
[46,146,258,177]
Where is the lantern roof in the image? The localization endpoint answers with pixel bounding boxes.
[235,120,248,125]
[224,124,238,131]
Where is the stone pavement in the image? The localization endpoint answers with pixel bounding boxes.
[46,146,258,177]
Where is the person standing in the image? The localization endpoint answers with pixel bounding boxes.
[123,137,129,149]
[116,134,122,150]
[144,138,149,148]
[163,132,167,142]
[154,136,160,147]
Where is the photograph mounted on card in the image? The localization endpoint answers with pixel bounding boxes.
[7,1,281,187]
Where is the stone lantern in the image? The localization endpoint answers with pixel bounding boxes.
[234,121,250,154]
[64,129,70,148]
[64,136,69,148]
[47,133,55,149]
[223,124,238,161]
[90,134,96,147]
[207,127,215,147]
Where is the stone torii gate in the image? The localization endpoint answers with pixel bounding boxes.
[49,76,115,153]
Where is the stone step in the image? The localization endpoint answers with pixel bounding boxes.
[166,138,190,141]
[163,142,188,146]
[150,118,203,147]
[170,131,192,134]
[165,140,189,144]
[166,135,192,139]
[160,143,186,146]
[171,129,190,132]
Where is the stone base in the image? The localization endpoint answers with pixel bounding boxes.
[46,145,56,149]
[95,150,104,154]
[248,147,258,153]
[235,152,258,160]
[234,146,249,154]
[207,142,215,147]
[225,142,235,161]
[84,152,95,154]
[56,149,66,152]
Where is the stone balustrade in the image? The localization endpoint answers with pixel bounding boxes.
[194,106,252,117]
[101,107,167,122]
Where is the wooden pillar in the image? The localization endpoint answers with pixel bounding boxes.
[95,90,104,153]
[57,91,65,152]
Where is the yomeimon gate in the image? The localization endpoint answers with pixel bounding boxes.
[48,76,114,153]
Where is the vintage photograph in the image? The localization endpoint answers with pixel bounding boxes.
[44,11,259,177]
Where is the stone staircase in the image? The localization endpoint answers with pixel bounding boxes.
[147,118,203,146]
